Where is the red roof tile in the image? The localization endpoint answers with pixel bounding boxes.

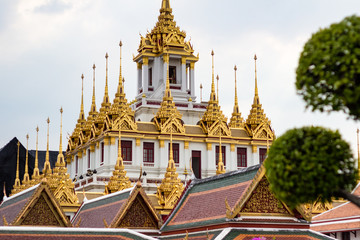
[312,202,360,222]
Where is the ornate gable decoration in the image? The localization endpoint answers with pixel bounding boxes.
[111,182,161,229]
[227,165,293,219]
[12,180,71,227]
[137,0,195,56]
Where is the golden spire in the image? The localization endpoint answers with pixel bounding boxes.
[90,64,97,114]
[105,126,132,194]
[229,65,244,128]
[57,107,65,167]
[11,141,21,195]
[79,74,85,122]
[156,122,184,208]
[101,53,110,109]
[153,52,183,132]
[115,41,123,102]
[246,54,269,130]
[22,134,30,188]
[216,74,219,102]
[216,134,226,175]
[199,50,229,136]
[43,118,52,176]
[32,126,40,182]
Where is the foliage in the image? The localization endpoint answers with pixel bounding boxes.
[265,126,357,208]
[296,15,360,120]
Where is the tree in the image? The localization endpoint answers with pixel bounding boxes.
[296,15,360,120]
[265,126,358,208]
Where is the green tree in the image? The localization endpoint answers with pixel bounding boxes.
[265,126,358,208]
[296,15,360,120]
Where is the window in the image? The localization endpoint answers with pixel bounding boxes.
[122,140,132,163]
[169,66,176,84]
[87,149,91,169]
[168,143,179,166]
[215,146,226,166]
[101,142,104,165]
[259,148,267,164]
[237,148,247,167]
[148,68,152,86]
[341,232,350,240]
[143,142,154,164]
[75,156,79,175]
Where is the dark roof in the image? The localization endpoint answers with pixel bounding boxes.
[72,187,132,228]
[0,227,156,240]
[28,150,60,171]
[161,165,260,232]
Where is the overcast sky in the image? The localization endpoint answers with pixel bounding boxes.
[0,0,359,156]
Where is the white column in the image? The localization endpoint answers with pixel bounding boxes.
[142,57,149,93]
[190,62,195,97]
[181,57,186,91]
[137,63,142,94]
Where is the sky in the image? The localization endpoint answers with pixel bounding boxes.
[0,0,359,157]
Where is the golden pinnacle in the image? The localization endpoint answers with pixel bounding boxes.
[211,50,214,56]
[60,107,63,114]
[93,63,96,69]
[105,52,108,58]
[254,54,257,61]
[36,126,39,132]
[122,77,125,83]
[119,41,123,47]
[47,117,50,124]
[216,75,219,81]
[234,65,237,71]
[81,73,84,80]
[200,84,203,89]
[26,134,29,140]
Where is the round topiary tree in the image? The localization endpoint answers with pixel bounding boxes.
[296,15,360,120]
[265,126,358,208]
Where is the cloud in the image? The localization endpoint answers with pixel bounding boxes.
[33,0,72,14]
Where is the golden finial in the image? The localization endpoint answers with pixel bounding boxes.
[119,41,123,88]
[234,65,238,105]
[32,126,40,181]
[56,107,66,167]
[229,64,244,128]
[216,131,226,175]
[22,134,30,187]
[91,64,97,113]
[116,127,123,170]
[254,54,258,96]
[80,74,84,119]
[43,117,52,176]
[210,50,216,101]
[200,83,203,102]
[13,141,21,191]
[216,74,219,102]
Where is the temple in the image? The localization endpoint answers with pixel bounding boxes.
[0,0,343,239]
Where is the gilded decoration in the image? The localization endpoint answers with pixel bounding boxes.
[116,196,158,229]
[240,178,289,214]
[303,198,333,216]
[199,51,230,137]
[229,65,244,129]
[135,0,197,60]
[20,194,60,226]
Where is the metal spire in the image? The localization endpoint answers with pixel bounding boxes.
[43,118,52,176]
[22,134,30,185]
[32,126,40,180]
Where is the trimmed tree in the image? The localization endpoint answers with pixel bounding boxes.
[296,15,360,120]
[265,126,359,208]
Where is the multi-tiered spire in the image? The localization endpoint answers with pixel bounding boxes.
[246,55,270,130]
[153,52,184,133]
[156,129,184,208]
[108,42,136,131]
[229,65,244,128]
[21,134,31,189]
[11,141,21,195]
[31,126,41,184]
[43,118,52,177]
[105,127,132,194]
[199,50,230,136]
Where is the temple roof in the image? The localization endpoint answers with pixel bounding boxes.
[0,227,156,240]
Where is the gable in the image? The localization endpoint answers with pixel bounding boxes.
[115,195,158,229]
[240,177,290,215]
[13,183,71,227]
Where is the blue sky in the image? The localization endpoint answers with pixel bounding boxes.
[0,0,359,156]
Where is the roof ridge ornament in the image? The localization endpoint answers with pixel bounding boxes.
[21,134,31,189]
[43,117,52,177]
[11,141,21,195]
[31,126,41,184]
